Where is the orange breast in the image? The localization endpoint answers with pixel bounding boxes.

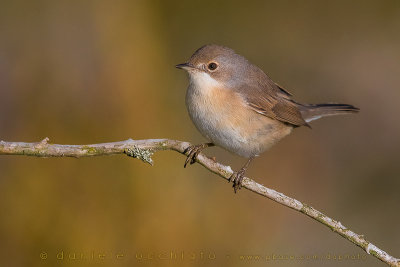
[186,83,292,157]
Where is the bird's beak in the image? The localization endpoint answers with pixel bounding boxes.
[175,62,195,70]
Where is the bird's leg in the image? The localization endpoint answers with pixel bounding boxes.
[183,143,214,168]
[229,157,254,193]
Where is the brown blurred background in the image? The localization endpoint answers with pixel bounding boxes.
[0,0,399,266]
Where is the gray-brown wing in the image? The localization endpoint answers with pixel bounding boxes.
[238,82,309,127]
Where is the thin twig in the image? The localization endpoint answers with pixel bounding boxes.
[0,138,399,266]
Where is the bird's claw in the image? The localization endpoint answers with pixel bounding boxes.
[183,144,205,168]
[229,168,246,193]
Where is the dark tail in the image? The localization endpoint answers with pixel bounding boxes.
[299,103,360,123]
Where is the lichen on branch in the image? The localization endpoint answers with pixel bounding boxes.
[0,138,399,267]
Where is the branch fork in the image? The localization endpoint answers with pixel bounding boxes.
[0,138,398,266]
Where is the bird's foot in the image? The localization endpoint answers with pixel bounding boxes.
[228,157,254,193]
[183,143,212,168]
[229,168,246,193]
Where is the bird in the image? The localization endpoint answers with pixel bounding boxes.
[176,44,359,192]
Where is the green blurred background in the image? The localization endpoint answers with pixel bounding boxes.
[0,0,399,266]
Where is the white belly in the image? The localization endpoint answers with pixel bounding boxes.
[185,72,292,158]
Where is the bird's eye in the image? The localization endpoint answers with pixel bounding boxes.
[207,62,218,71]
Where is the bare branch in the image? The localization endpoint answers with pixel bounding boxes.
[0,138,399,266]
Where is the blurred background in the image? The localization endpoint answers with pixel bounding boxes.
[0,0,399,266]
